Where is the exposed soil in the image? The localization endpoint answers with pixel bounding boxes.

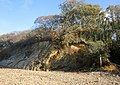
[0,68,120,85]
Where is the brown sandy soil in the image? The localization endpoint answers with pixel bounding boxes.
[0,68,119,85]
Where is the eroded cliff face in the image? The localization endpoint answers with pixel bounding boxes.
[0,39,116,72]
[0,41,51,70]
[0,39,93,71]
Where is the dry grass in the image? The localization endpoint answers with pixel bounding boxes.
[102,65,119,72]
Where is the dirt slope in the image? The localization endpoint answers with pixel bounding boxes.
[0,68,119,85]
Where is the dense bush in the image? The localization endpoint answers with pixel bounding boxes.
[109,40,120,65]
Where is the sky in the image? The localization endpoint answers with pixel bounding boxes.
[0,0,120,35]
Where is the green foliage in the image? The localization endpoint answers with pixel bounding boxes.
[79,41,109,67]
[109,40,120,65]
